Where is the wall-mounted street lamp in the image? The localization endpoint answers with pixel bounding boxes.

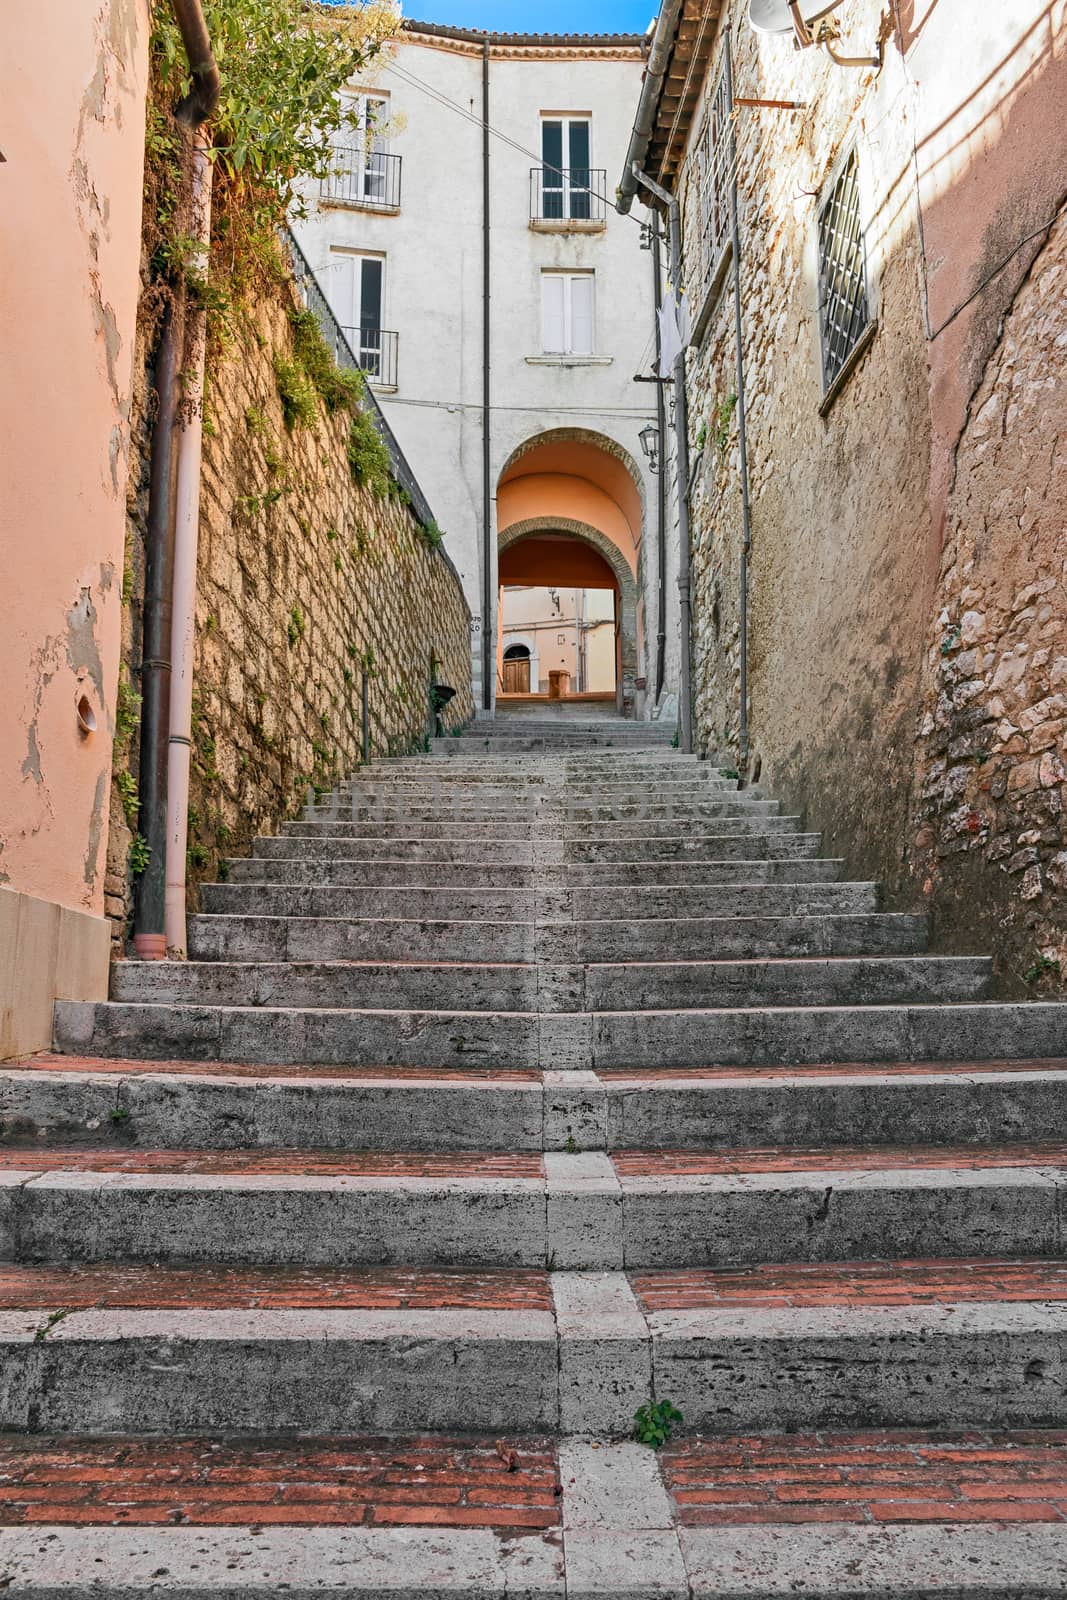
[639,421,660,473]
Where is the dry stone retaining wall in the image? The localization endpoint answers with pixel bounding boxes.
[107,289,473,946]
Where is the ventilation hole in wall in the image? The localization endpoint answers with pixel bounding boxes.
[77,696,97,736]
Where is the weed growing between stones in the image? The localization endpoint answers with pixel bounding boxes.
[633,1399,683,1450]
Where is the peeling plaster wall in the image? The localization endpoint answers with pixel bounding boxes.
[0,0,149,1055]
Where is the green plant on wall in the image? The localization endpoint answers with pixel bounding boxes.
[347,410,393,496]
[288,605,306,647]
[712,392,737,456]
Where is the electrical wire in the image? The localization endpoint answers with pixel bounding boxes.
[378,394,658,419]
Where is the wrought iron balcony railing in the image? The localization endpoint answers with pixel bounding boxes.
[530,167,607,225]
[342,326,399,389]
[321,149,402,211]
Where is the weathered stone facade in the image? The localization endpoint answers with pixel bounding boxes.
[911,212,1067,991]
[664,0,1067,990]
[108,288,473,947]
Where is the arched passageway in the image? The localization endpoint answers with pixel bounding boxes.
[496,431,643,714]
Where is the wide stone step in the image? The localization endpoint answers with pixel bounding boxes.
[251,830,824,863]
[9,1058,1066,1153]
[186,912,927,964]
[198,881,876,921]
[108,956,991,1013]
[224,855,844,887]
[5,1146,1065,1271]
[431,737,678,754]
[52,997,1067,1071]
[2,1251,1067,1435]
[282,813,795,840]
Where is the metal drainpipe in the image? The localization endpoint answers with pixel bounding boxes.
[725,37,753,770]
[133,0,218,959]
[651,211,668,706]
[634,165,694,754]
[164,127,214,958]
[480,40,493,712]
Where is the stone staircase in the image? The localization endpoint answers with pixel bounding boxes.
[2,717,1067,1594]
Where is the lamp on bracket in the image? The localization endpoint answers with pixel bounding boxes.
[639,421,660,473]
[748,0,882,69]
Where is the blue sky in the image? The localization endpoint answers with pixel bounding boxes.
[401,1,655,33]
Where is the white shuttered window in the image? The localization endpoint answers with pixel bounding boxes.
[541,271,595,355]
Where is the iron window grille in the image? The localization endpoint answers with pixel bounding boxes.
[694,65,732,300]
[531,167,607,223]
[817,150,870,391]
[321,148,402,211]
[341,326,399,388]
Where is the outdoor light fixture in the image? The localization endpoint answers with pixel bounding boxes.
[639,421,660,471]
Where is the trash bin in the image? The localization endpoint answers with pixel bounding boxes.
[548,670,570,700]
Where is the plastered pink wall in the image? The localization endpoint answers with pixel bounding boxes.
[497,477,639,576]
[0,0,150,916]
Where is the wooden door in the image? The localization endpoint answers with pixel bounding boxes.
[503,657,530,693]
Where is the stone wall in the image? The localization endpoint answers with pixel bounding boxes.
[681,3,933,888]
[676,0,1066,989]
[910,210,1067,991]
[108,286,473,946]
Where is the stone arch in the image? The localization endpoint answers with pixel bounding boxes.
[498,516,638,712]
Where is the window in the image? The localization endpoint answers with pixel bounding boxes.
[330,250,397,385]
[817,149,870,391]
[541,272,595,356]
[323,92,400,210]
[694,66,731,298]
[540,116,592,220]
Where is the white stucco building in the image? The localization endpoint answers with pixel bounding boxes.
[293,18,678,717]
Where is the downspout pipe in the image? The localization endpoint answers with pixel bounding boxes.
[634,164,694,755]
[165,127,214,958]
[480,40,493,712]
[651,211,668,706]
[725,37,753,771]
[617,0,685,216]
[133,0,218,960]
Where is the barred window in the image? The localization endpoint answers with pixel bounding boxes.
[817,150,870,390]
[694,65,732,299]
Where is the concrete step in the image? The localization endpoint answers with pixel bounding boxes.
[53,997,1067,1071]
[431,737,678,755]
[186,912,928,964]
[224,855,845,887]
[198,881,876,921]
[1,1431,1064,1597]
[3,1148,1066,1270]
[9,1058,1067,1153]
[108,956,992,1014]
[250,830,825,863]
[336,773,738,794]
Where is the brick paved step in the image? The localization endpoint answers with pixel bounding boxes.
[2,1260,1067,1438]
[55,993,1058,1072]
[3,1147,1064,1270]
[1,1443,1064,1600]
[225,855,844,887]
[186,912,927,964]
[251,830,824,862]
[198,881,877,921]
[7,1059,1066,1154]
[108,956,991,1013]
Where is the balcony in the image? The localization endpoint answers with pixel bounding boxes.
[341,326,399,389]
[530,167,607,230]
[321,150,402,213]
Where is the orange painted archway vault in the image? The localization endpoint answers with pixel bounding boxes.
[496,431,643,713]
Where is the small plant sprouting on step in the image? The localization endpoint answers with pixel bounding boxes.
[634,1399,683,1450]
[670,728,680,749]
[1023,953,1062,986]
[33,1307,72,1343]
[721,767,740,781]
[564,1135,578,1154]
[109,1107,131,1127]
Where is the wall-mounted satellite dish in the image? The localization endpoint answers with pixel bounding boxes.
[748,0,841,34]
